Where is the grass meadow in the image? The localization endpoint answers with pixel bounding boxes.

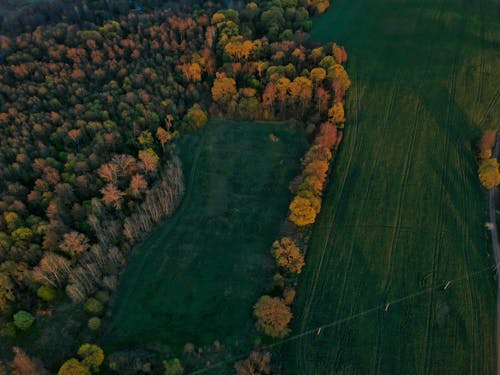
[103,121,307,355]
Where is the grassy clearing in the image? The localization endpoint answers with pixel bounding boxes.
[103,120,307,354]
[280,0,500,373]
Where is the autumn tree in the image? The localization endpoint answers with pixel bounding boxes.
[78,344,104,372]
[234,351,271,375]
[57,359,90,375]
[328,102,345,124]
[254,295,292,338]
[271,237,305,274]
[479,158,500,189]
[211,73,237,105]
[138,149,160,174]
[185,104,208,129]
[289,196,317,226]
[478,130,497,160]
[10,347,48,375]
[59,232,90,257]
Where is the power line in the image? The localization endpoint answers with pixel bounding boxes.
[187,262,499,374]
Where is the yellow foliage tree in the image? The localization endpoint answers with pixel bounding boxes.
[479,158,500,189]
[328,102,345,124]
[272,237,305,274]
[289,196,317,226]
[211,73,237,104]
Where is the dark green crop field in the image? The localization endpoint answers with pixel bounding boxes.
[104,121,307,353]
[281,0,500,373]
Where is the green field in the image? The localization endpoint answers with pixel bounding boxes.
[104,121,307,353]
[280,0,500,373]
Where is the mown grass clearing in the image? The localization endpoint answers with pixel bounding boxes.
[103,120,307,354]
[280,0,500,373]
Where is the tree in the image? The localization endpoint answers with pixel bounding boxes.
[13,311,35,330]
[272,237,305,274]
[310,67,326,86]
[289,196,317,226]
[59,231,89,257]
[478,130,497,160]
[315,122,337,149]
[100,183,125,209]
[234,351,271,375]
[328,102,345,124]
[162,358,184,375]
[156,127,173,151]
[77,344,104,372]
[138,149,160,173]
[10,347,48,375]
[37,285,56,302]
[129,174,148,197]
[211,73,237,104]
[253,296,292,338]
[479,158,500,189]
[332,43,348,64]
[185,104,208,128]
[57,359,90,375]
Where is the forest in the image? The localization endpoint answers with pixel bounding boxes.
[0,0,349,372]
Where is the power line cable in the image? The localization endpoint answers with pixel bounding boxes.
[188,262,499,374]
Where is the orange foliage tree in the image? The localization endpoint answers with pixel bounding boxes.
[253,296,292,338]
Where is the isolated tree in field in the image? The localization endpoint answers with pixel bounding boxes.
[478,158,500,189]
[254,295,292,338]
[234,351,271,375]
[272,237,305,274]
[289,196,317,226]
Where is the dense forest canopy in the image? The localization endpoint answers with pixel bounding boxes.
[0,0,349,371]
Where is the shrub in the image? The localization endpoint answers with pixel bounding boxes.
[87,317,101,330]
[37,285,56,302]
[283,287,296,305]
[84,298,103,314]
[13,311,34,330]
